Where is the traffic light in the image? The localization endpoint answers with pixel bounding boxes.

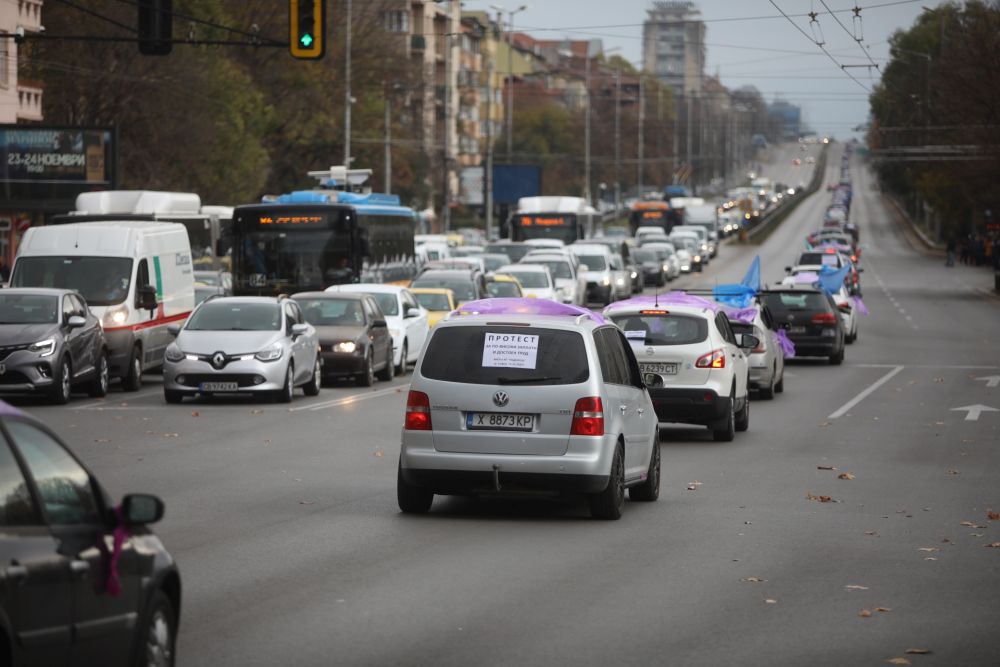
[290,0,325,60]
[137,0,173,56]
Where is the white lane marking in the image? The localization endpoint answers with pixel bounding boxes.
[828,365,905,420]
[73,386,164,410]
[975,375,1000,388]
[851,363,999,369]
[950,404,999,421]
[288,384,408,412]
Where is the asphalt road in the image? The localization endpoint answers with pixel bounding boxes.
[18,143,1000,666]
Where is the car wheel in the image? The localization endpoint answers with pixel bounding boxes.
[735,393,750,432]
[376,344,395,381]
[87,352,110,398]
[829,346,844,365]
[356,349,375,387]
[712,392,736,442]
[397,460,433,514]
[629,434,660,502]
[759,366,776,400]
[137,590,176,667]
[122,345,143,392]
[49,357,72,405]
[395,341,408,375]
[590,443,625,520]
[304,357,322,396]
[775,371,785,393]
[276,363,294,403]
[163,390,184,404]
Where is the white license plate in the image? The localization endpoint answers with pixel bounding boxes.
[200,382,238,392]
[466,412,535,431]
[641,362,678,375]
[788,326,806,334]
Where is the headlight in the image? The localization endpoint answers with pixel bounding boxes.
[630,271,637,279]
[334,341,357,354]
[615,277,626,286]
[601,277,611,286]
[255,345,283,362]
[164,344,185,362]
[102,305,129,328]
[29,339,55,357]
[662,264,670,272]
[694,255,702,262]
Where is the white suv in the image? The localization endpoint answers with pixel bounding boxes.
[397,299,660,519]
[604,295,757,441]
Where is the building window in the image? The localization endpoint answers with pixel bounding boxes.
[0,35,9,89]
[383,11,410,33]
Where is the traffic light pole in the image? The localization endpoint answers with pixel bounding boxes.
[344,0,352,166]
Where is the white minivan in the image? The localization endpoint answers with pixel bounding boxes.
[11,221,196,390]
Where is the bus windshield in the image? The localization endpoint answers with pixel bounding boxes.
[11,256,133,307]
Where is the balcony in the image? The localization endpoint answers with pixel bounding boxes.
[18,0,43,32]
[17,81,43,122]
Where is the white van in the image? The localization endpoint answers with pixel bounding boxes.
[11,221,195,390]
[671,225,712,262]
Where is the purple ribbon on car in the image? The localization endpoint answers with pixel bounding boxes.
[852,295,869,316]
[104,505,129,596]
[456,297,606,323]
[774,328,796,358]
[604,292,720,314]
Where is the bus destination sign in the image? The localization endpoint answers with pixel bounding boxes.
[519,215,569,227]
[257,214,326,226]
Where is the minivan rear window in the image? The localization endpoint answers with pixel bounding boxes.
[759,292,830,314]
[608,313,708,346]
[420,325,589,385]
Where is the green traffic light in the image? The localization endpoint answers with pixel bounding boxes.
[300,33,313,47]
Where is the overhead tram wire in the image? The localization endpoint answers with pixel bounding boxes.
[818,0,881,70]
[49,0,138,33]
[767,0,872,93]
[107,0,284,46]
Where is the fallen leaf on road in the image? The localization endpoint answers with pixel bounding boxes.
[886,659,911,666]
[941,538,952,544]
[163,433,179,438]
[845,584,869,591]
[917,547,938,552]
[94,438,110,443]
[984,542,1000,548]
[764,598,777,604]
[865,531,879,536]
[971,533,984,537]
[904,649,932,655]
[251,409,264,415]
[806,492,834,503]
[395,388,403,393]
[742,576,766,583]
[934,421,945,425]
[946,469,960,475]
[817,465,836,470]
[373,449,385,458]
[875,607,892,612]
[818,421,831,427]
[838,472,855,480]
[987,510,1000,521]
[960,520,986,528]
[264,439,272,445]
[299,500,315,505]
[858,609,872,618]
[686,480,702,490]
[924,557,938,561]
[191,411,200,417]
[933,377,944,383]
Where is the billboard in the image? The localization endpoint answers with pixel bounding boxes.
[459,166,484,206]
[1,126,113,184]
[493,164,541,205]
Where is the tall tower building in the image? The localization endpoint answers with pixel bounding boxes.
[642,1,705,97]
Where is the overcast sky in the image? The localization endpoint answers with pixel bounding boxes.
[462,0,945,139]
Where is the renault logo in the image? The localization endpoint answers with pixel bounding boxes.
[211,352,227,369]
[646,346,655,356]
[493,391,509,408]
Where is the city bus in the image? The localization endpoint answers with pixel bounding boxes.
[52,190,232,269]
[628,200,681,236]
[507,196,599,244]
[231,176,417,296]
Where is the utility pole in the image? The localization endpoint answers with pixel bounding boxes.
[685,93,693,190]
[491,4,526,162]
[637,74,645,199]
[583,50,592,206]
[442,7,453,232]
[344,0,352,166]
[614,67,621,213]
[384,83,392,193]
[485,56,495,239]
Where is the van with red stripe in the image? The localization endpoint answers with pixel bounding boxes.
[10,221,195,391]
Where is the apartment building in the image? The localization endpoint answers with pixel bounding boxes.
[0,0,44,123]
[642,1,705,98]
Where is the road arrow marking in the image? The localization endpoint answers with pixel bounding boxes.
[974,375,1000,389]
[950,404,1000,421]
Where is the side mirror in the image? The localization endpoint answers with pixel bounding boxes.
[739,334,760,350]
[138,285,158,311]
[405,307,421,319]
[120,493,164,525]
[167,323,181,337]
[66,315,86,329]
[372,318,387,328]
[291,323,309,338]
[643,372,663,388]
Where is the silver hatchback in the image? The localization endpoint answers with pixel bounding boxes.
[162,296,321,403]
[397,300,660,519]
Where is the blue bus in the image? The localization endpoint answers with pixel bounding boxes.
[232,189,418,296]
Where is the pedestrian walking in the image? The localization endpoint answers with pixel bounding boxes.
[946,236,956,267]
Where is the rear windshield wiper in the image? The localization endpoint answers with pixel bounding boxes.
[496,376,562,384]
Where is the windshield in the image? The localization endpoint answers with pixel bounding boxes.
[421,326,589,385]
[186,302,281,331]
[759,292,830,314]
[486,243,531,263]
[576,255,608,271]
[11,256,133,307]
[609,313,708,346]
[798,253,840,267]
[486,281,521,297]
[632,249,657,263]
[237,229,353,293]
[504,270,550,288]
[523,260,572,280]
[194,272,222,286]
[0,294,59,324]
[414,292,453,311]
[411,278,477,303]
[364,292,399,317]
[482,255,508,273]
[297,298,366,326]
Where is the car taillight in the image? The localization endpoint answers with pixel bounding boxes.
[811,313,838,325]
[404,390,432,430]
[695,348,725,368]
[570,397,604,436]
[838,303,852,313]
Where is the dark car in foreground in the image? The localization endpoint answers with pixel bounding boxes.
[0,400,180,666]
[0,289,109,404]
[759,286,845,364]
[293,292,394,386]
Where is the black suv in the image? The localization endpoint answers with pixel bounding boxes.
[0,401,180,665]
[759,286,845,364]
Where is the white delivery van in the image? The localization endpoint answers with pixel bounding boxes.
[682,204,720,257]
[11,221,195,390]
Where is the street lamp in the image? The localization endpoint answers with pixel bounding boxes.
[491,4,527,162]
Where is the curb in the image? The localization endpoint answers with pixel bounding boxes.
[882,194,944,255]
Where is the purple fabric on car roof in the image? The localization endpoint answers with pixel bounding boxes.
[455,298,606,323]
[721,307,759,325]
[604,292,720,314]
